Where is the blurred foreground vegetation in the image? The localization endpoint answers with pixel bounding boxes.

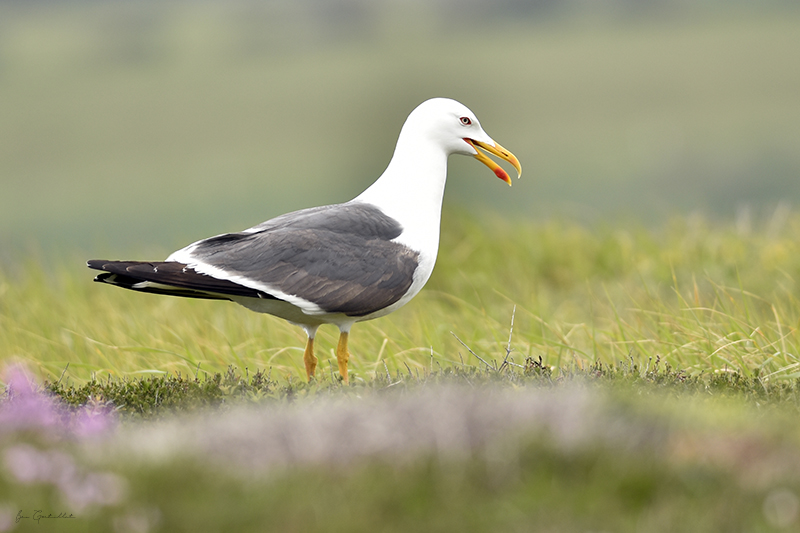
[3,364,800,532]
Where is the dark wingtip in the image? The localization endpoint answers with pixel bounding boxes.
[87,259,108,270]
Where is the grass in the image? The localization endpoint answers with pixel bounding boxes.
[3,3,800,530]
[4,212,800,531]
[4,210,800,385]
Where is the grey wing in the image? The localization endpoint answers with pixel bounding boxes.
[186,203,420,316]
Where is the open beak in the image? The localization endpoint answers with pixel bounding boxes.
[464,138,522,186]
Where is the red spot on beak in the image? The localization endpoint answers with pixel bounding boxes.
[495,167,512,185]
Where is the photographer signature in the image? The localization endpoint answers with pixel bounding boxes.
[16,510,76,524]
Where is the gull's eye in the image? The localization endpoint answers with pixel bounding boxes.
[460,116,472,126]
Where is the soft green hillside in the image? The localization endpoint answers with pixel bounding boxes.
[1,4,799,258]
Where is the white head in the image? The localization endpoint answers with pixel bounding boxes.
[399,98,522,184]
[353,97,521,267]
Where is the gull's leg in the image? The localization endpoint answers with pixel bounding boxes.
[336,331,350,384]
[302,326,319,381]
[303,337,317,380]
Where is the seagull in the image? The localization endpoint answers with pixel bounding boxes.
[88,98,521,383]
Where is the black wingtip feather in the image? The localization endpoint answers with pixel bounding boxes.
[87,259,276,301]
[87,259,110,270]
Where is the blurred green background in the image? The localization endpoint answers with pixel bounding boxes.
[1,0,799,261]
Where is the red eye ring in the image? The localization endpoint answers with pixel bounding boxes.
[460,116,472,125]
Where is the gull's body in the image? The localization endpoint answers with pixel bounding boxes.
[88,98,521,382]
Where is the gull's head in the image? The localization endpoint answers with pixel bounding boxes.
[401,98,522,185]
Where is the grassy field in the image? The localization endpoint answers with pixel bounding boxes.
[3,211,800,531]
[4,209,800,385]
[3,2,800,531]
[4,205,800,394]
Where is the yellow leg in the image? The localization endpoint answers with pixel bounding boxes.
[303,336,317,381]
[336,331,350,384]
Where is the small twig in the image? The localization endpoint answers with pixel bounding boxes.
[500,306,524,371]
[382,359,391,382]
[500,359,525,371]
[507,305,516,354]
[451,331,494,370]
[57,363,69,386]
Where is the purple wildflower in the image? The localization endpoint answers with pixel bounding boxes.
[74,407,116,438]
[0,364,116,438]
[3,444,126,512]
[0,365,60,434]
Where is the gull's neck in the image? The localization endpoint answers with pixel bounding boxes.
[352,133,449,254]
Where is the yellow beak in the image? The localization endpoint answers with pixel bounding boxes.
[464,139,522,186]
